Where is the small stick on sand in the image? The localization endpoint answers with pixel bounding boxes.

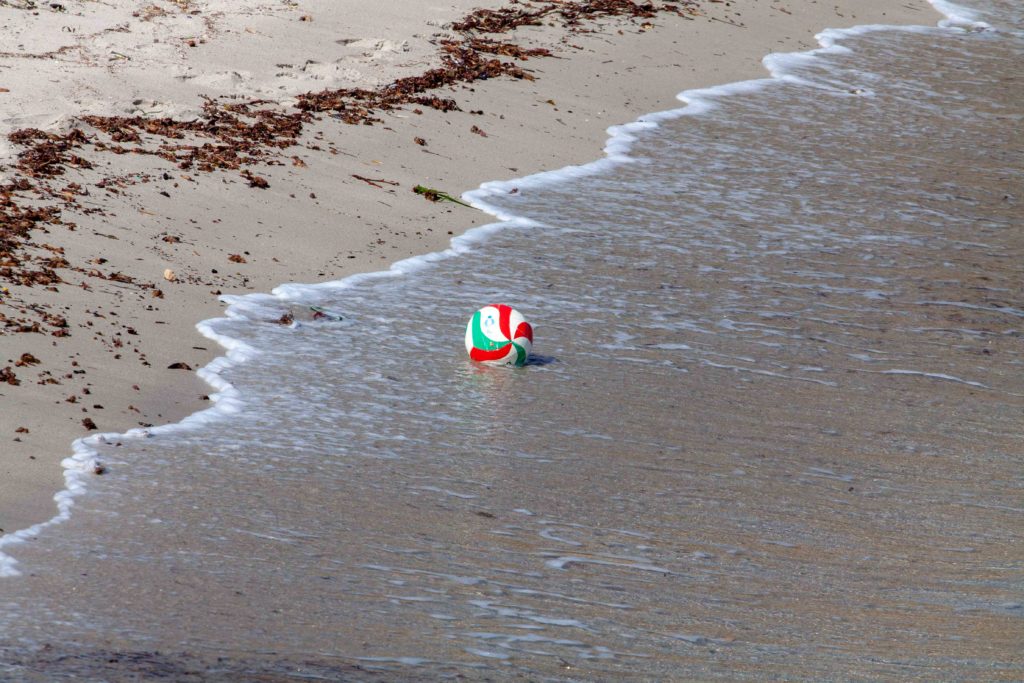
[352,175,400,189]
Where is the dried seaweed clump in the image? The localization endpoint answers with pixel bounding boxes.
[450,0,694,32]
[295,39,540,120]
[0,180,65,289]
[295,0,695,122]
[81,99,309,172]
[9,128,92,178]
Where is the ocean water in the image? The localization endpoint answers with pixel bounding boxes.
[1,1,1022,680]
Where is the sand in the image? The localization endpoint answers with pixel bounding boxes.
[0,0,940,535]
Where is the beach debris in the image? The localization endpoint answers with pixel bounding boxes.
[414,137,427,146]
[459,38,551,61]
[81,417,97,430]
[14,353,39,367]
[92,461,106,475]
[167,362,193,370]
[707,14,743,28]
[465,304,533,367]
[450,1,693,33]
[413,185,472,207]
[0,367,19,385]
[163,268,177,282]
[352,174,399,189]
[470,125,488,137]
[310,305,344,321]
[15,426,28,434]
[7,127,91,177]
[228,253,247,264]
[241,170,269,188]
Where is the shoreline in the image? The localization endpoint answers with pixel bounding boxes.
[0,0,942,536]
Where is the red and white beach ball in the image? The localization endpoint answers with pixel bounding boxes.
[465,304,533,367]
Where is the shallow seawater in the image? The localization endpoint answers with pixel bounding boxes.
[2,1,1022,680]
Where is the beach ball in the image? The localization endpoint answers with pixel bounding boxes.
[465,304,533,367]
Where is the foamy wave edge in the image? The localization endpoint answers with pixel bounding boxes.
[0,0,984,578]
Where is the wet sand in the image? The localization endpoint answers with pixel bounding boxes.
[0,0,941,537]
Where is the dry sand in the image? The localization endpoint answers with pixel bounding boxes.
[0,0,940,535]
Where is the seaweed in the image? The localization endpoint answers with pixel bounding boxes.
[413,185,473,208]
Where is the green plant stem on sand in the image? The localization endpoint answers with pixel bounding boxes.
[413,184,474,208]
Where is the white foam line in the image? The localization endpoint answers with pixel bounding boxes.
[700,359,839,387]
[872,368,990,389]
[0,0,977,578]
[928,0,992,30]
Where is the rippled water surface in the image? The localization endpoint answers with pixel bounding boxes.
[2,1,1022,680]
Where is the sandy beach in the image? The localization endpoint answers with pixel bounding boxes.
[0,0,941,537]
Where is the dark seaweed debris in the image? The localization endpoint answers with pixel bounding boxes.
[295,39,541,119]
[0,180,67,295]
[450,0,689,32]
[82,99,308,173]
[9,128,92,178]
